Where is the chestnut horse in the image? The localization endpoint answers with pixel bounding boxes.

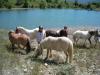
[8,30,31,53]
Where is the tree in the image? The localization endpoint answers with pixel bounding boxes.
[23,0,29,8]
[5,0,16,9]
[74,0,78,6]
[46,0,52,3]
[16,0,25,5]
[0,0,4,8]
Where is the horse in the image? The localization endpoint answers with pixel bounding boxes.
[16,26,39,40]
[73,30,96,46]
[46,29,68,37]
[59,29,68,37]
[35,36,73,63]
[8,30,31,53]
[46,30,60,37]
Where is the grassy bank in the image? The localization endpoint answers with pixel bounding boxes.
[0,29,100,75]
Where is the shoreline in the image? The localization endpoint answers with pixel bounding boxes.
[0,26,100,30]
[0,8,100,12]
[1,26,100,35]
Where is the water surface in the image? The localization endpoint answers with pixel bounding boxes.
[0,9,100,29]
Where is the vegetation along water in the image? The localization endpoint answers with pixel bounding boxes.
[0,0,100,10]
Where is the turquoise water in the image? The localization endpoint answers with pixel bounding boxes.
[0,9,100,29]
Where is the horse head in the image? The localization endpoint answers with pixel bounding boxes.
[34,45,43,58]
[88,30,97,36]
[16,26,28,34]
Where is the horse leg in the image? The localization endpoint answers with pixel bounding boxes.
[49,49,52,58]
[73,36,76,45]
[88,38,92,45]
[65,45,73,63]
[26,40,31,54]
[94,36,98,47]
[94,41,97,48]
[44,49,49,61]
[68,49,73,64]
[75,38,79,45]
[83,39,87,46]
[64,51,69,63]
[12,43,15,51]
[94,38,98,47]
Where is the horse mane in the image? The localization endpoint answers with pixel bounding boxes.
[16,26,39,32]
[16,26,29,31]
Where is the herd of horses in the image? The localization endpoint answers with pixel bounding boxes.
[8,26,100,63]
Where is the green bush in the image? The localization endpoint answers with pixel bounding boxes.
[0,0,99,10]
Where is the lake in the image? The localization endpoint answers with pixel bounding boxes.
[0,8,100,29]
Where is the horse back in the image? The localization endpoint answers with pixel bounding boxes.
[46,30,59,37]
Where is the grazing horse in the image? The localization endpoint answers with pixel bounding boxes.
[73,30,96,45]
[35,36,73,63]
[46,30,60,37]
[8,30,31,53]
[16,27,39,40]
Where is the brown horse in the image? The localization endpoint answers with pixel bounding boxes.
[8,30,31,53]
[46,29,68,37]
[59,29,68,37]
[46,30,60,37]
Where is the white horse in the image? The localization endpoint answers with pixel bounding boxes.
[35,36,73,63]
[16,26,46,40]
[73,30,96,45]
[16,26,38,40]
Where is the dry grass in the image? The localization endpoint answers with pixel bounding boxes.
[0,29,100,75]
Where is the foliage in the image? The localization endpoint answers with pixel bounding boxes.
[0,0,100,10]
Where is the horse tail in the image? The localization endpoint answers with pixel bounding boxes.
[68,42,73,63]
[26,39,31,54]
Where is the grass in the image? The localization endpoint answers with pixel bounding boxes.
[0,29,100,75]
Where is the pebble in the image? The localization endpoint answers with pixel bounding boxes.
[40,70,43,73]
[30,67,33,70]
[23,68,27,72]
[44,63,48,67]
[22,64,26,68]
